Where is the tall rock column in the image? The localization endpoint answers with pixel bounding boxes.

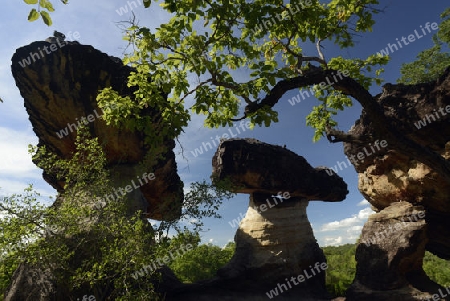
[224,193,322,284]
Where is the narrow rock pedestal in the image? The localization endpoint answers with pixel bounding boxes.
[212,139,348,300]
[218,193,327,297]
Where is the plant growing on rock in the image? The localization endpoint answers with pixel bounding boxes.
[0,126,234,300]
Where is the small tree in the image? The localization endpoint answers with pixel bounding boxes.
[0,127,234,300]
[398,8,450,84]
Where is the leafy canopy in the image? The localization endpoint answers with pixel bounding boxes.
[22,0,389,141]
[96,0,388,142]
[169,242,235,283]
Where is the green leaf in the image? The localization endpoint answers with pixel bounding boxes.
[40,0,55,12]
[27,8,40,22]
[40,11,52,26]
[23,0,38,3]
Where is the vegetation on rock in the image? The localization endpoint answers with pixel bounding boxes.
[0,127,234,300]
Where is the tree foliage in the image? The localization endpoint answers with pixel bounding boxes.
[23,0,68,26]
[20,1,450,182]
[97,1,450,185]
[169,242,235,283]
[423,251,450,288]
[322,244,357,297]
[1,127,159,300]
[0,126,234,300]
[96,0,388,143]
[398,8,450,84]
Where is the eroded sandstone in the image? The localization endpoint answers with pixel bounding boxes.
[164,139,347,300]
[11,40,183,220]
[344,70,450,299]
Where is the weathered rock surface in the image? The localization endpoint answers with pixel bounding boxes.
[344,70,450,299]
[344,70,450,258]
[217,194,328,294]
[165,139,348,300]
[346,202,445,300]
[212,138,348,201]
[344,70,450,212]
[11,40,183,221]
[4,263,59,301]
[6,39,185,301]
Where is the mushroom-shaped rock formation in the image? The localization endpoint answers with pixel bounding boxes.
[5,40,184,301]
[165,139,348,301]
[343,69,450,300]
[11,40,183,221]
[214,139,347,295]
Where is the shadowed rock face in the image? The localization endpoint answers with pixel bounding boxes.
[163,139,347,301]
[344,70,450,299]
[347,202,444,301]
[212,138,348,201]
[344,70,450,216]
[11,41,183,221]
[344,70,450,258]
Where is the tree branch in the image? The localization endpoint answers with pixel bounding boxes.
[325,127,372,144]
[240,69,450,183]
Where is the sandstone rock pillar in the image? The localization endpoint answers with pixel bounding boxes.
[11,40,184,221]
[211,138,348,300]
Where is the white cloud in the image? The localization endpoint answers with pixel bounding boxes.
[323,236,342,246]
[0,126,53,197]
[357,199,370,206]
[347,225,363,232]
[316,204,375,246]
[0,127,39,177]
[189,218,199,224]
[320,207,374,232]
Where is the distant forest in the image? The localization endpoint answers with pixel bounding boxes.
[321,244,449,297]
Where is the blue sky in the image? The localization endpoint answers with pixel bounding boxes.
[0,0,447,247]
